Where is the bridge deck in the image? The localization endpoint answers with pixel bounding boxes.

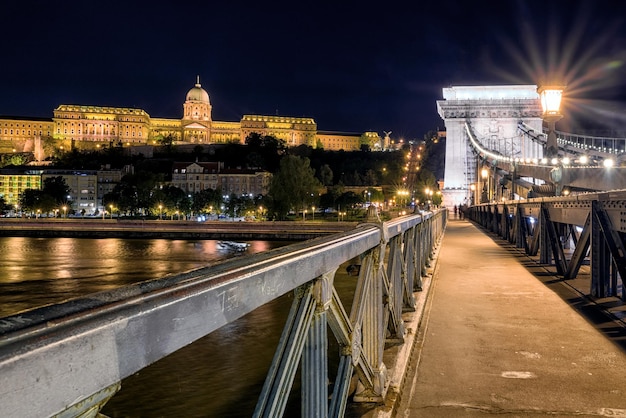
[379,218,626,417]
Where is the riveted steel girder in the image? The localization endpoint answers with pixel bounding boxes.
[467,192,626,302]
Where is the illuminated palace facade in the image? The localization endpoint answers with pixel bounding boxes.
[0,78,383,155]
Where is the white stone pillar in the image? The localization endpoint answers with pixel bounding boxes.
[437,85,543,208]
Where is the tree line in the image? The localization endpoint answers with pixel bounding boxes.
[5,131,443,220]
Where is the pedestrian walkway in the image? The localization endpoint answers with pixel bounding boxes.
[380,218,626,417]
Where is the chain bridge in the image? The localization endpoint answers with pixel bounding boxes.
[437,85,626,207]
[1,85,626,417]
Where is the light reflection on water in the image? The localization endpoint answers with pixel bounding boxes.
[0,237,369,417]
[0,237,276,317]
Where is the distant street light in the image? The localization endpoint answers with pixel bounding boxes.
[62,205,67,218]
[481,168,490,203]
[159,204,163,220]
[538,85,565,158]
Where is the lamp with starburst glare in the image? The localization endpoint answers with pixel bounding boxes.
[537,85,565,158]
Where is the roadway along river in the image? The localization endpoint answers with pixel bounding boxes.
[0,237,369,417]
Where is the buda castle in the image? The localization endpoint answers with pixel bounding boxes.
[0,77,385,157]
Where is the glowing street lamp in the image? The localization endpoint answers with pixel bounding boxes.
[158,204,163,220]
[537,85,565,158]
[62,205,67,218]
[480,167,490,203]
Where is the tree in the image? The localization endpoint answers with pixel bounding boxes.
[268,155,322,219]
[19,189,55,215]
[109,171,164,216]
[364,169,379,186]
[42,176,71,205]
[244,133,286,171]
[157,134,175,147]
[317,164,334,186]
[161,185,190,216]
[0,153,30,167]
[336,191,361,214]
[0,196,8,216]
[191,188,223,215]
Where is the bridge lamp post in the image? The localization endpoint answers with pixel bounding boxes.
[538,85,565,158]
[481,168,490,203]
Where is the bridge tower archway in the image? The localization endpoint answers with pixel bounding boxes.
[436,85,544,208]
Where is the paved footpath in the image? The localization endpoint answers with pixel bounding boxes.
[389,218,626,417]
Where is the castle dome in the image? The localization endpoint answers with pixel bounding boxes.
[186,76,210,103]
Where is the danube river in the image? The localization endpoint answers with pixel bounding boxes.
[0,236,367,417]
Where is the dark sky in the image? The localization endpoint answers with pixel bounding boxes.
[1,0,625,139]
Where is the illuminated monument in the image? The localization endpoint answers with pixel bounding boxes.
[436,85,544,208]
[0,77,383,156]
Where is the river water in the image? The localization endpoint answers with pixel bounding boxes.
[0,237,369,417]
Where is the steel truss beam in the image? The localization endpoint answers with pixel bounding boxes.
[466,191,626,302]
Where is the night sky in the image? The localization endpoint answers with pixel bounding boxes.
[1,0,625,140]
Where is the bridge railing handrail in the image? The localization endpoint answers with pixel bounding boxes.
[0,210,445,418]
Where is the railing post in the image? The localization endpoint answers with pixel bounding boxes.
[352,243,388,403]
[539,204,552,265]
[302,270,336,418]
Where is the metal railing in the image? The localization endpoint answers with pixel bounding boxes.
[466,192,626,301]
[0,210,447,418]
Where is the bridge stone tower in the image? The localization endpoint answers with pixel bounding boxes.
[436,85,543,208]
